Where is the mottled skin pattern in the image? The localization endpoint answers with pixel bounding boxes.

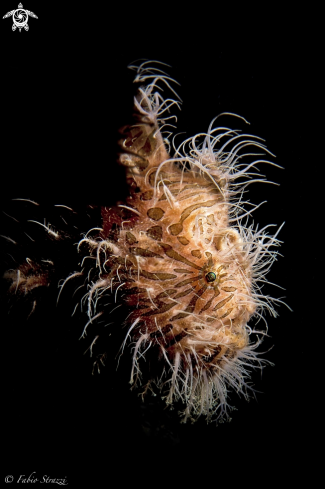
[79,64,280,421]
[2,63,282,422]
[101,120,253,364]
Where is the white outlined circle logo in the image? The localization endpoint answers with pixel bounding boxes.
[13,8,28,30]
[3,3,38,32]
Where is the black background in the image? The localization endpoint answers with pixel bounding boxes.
[1,1,320,486]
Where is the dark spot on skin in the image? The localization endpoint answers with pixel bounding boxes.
[126,232,137,245]
[191,250,202,259]
[168,223,183,235]
[146,226,163,241]
[147,208,165,221]
[177,236,189,245]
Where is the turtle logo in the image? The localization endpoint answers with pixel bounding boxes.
[3,3,38,32]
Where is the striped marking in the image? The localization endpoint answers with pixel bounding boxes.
[170,285,207,321]
[165,329,188,348]
[219,307,233,319]
[129,247,163,258]
[168,200,219,236]
[173,268,193,274]
[199,288,220,314]
[155,289,177,300]
[174,287,195,299]
[123,287,146,295]
[159,243,201,270]
[150,324,173,339]
[206,316,218,323]
[213,294,234,311]
[175,276,200,288]
[131,270,177,281]
[142,301,177,317]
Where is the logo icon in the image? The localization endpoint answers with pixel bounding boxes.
[3,3,38,32]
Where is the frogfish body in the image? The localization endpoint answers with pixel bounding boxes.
[2,61,283,422]
[79,62,283,421]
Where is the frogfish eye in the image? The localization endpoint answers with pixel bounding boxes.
[205,271,217,283]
